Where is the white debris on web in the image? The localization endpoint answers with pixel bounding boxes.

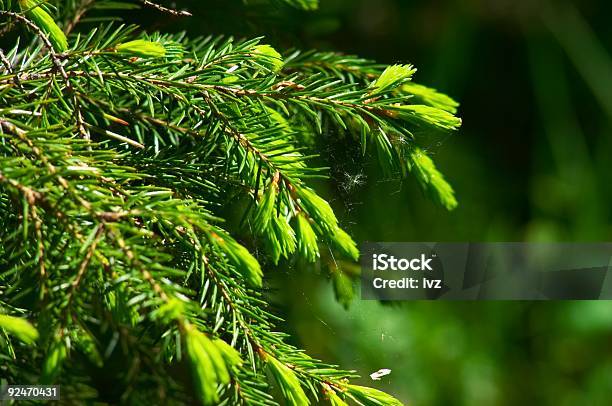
[369,368,392,381]
[226,65,240,73]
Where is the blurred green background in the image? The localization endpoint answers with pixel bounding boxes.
[131,1,612,404]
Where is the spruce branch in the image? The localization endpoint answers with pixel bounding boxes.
[0,9,88,139]
[140,0,192,17]
[0,1,462,404]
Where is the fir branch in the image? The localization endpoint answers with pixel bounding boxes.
[0,10,89,139]
[0,2,462,403]
[140,0,192,17]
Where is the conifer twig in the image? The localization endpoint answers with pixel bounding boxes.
[140,0,192,16]
[0,3,461,403]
